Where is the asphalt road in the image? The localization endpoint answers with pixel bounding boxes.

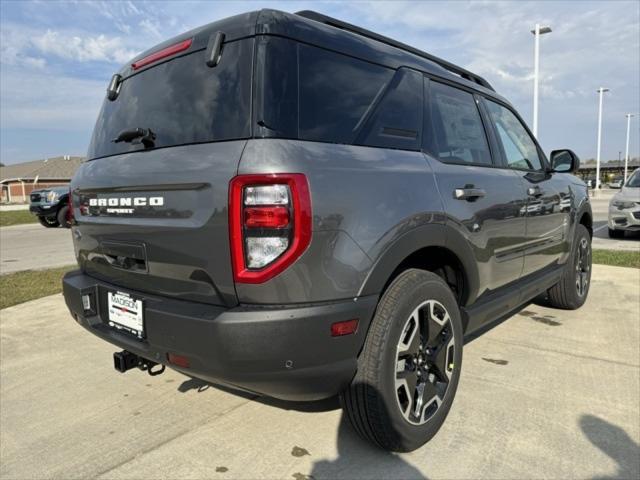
[1,264,638,479]
[0,223,76,274]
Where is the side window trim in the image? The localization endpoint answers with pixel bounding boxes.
[422,77,498,168]
[479,95,550,172]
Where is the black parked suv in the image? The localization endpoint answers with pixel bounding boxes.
[63,10,592,452]
[29,186,71,228]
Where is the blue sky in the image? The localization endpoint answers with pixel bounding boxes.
[0,0,638,164]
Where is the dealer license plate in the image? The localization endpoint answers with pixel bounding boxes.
[107,291,144,337]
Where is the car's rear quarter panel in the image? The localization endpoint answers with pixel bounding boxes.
[236,138,444,304]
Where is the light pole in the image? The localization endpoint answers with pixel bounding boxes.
[596,87,609,190]
[531,24,552,138]
[624,114,634,183]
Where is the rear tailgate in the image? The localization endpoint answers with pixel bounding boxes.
[71,141,245,306]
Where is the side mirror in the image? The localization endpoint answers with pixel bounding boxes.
[550,149,580,173]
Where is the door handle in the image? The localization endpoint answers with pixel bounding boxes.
[454,187,486,201]
[528,186,544,197]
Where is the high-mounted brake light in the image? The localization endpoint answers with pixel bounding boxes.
[132,38,193,70]
[229,174,311,283]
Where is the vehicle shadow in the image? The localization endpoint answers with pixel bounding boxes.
[579,414,640,480]
[307,412,427,480]
[177,377,427,479]
[463,296,547,344]
[177,376,340,412]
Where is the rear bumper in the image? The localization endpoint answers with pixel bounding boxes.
[63,270,377,401]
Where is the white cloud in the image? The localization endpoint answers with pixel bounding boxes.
[32,29,138,64]
[139,18,162,39]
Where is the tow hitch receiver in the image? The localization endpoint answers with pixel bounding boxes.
[113,350,166,376]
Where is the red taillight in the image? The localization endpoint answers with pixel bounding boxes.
[132,38,192,70]
[229,174,311,284]
[331,319,359,337]
[244,206,290,228]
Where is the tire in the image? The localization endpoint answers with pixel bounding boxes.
[341,269,463,452]
[547,224,592,309]
[608,228,624,239]
[38,216,60,228]
[57,206,71,228]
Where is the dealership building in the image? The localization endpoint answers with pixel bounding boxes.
[0,156,84,203]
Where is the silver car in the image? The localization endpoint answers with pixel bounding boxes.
[608,169,640,237]
[609,177,624,189]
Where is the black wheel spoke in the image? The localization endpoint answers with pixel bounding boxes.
[428,334,452,382]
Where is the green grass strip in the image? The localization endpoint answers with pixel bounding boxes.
[0,265,76,309]
[593,249,640,269]
[0,210,38,227]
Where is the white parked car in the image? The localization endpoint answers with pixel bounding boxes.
[608,170,640,238]
[609,177,624,189]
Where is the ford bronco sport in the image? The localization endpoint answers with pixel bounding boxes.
[63,10,592,452]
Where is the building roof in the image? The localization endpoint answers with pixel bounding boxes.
[0,156,85,183]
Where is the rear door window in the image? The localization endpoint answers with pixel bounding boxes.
[426,81,493,165]
[298,44,393,144]
[87,39,253,160]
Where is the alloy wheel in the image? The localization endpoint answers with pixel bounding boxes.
[575,237,591,297]
[395,300,455,425]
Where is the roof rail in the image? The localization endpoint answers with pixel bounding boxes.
[295,10,495,92]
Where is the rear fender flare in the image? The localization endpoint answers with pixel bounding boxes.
[357,223,480,306]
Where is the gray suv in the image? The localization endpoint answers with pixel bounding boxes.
[63,10,592,452]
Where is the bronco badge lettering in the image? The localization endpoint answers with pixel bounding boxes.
[89,196,164,207]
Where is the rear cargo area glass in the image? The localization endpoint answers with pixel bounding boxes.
[87,39,253,160]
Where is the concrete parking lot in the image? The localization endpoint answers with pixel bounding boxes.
[1,264,638,479]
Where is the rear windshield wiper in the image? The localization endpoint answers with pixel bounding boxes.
[113,127,156,148]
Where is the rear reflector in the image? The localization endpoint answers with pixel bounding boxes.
[132,38,193,70]
[244,206,289,228]
[331,319,359,337]
[167,353,190,368]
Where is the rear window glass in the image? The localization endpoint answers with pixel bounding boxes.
[427,81,492,165]
[298,44,393,144]
[87,39,252,160]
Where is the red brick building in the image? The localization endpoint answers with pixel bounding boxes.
[0,156,84,203]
